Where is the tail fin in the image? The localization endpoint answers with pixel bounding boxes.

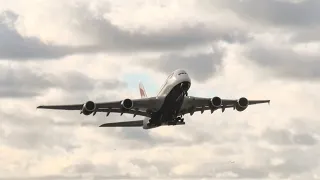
[139,81,148,98]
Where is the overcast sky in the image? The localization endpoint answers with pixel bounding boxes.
[1,0,320,179]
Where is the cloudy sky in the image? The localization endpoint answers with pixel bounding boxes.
[1,0,320,179]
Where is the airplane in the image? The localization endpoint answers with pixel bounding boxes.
[37,69,270,129]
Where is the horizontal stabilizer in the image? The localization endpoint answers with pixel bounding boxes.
[99,120,143,127]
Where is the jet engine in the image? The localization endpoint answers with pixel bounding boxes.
[235,97,249,111]
[211,96,222,108]
[121,98,133,109]
[81,101,96,115]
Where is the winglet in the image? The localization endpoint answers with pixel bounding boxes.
[139,81,148,98]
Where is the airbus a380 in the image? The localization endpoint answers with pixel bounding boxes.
[37,69,270,129]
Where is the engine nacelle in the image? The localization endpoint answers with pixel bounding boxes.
[211,96,222,108]
[235,97,249,112]
[81,101,96,115]
[121,98,133,109]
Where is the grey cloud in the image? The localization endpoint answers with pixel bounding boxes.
[53,71,127,92]
[0,65,127,98]
[2,108,320,179]
[79,22,247,54]
[205,0,320,27]
[0,111,80,151]
[138,46,225,82]
[2,125,80,151]
[63,159,173,178]
[70,4,250,54]
[194,146,320,179]
[130,159,172,176]
[62,161,121,176]
[262,128,317,146]
[0,175,146,180]
[246,45,320,81]
[1,3,251,60]
[0,11,95,60]
[269,148,320,177]
[289,26,320,43]
[200,0,320,43]
[293,133,317,145]
[0,65,54,98]
[290,118,320,135]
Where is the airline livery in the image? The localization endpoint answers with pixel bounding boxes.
[37,69,270,129]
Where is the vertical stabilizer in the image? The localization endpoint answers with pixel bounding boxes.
[139,81,148,98]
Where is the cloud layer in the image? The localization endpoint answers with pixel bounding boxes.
[1,0,320,179]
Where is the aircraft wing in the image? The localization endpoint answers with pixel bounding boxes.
[179,96,270,115]
[37,97,164,118]
[99,120,143,127]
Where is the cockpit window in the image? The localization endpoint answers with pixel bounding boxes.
[178,72,187,75]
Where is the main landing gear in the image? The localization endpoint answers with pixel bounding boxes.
[176,116,184,122]
[168,116,184,126]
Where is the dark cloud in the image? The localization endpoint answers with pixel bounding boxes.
[138,45,225,82]
[0,65,127,98]
[245,45,320,81]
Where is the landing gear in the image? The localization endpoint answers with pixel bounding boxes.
[168,116,184,126]
[180,82,190,97]
[176,116,184,122]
